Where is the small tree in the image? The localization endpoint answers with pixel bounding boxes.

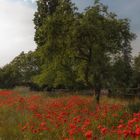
[0,51,40,89]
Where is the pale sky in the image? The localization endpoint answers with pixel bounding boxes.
[0,0,140,67]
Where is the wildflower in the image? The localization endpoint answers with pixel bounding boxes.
[135,127,140,136]
[69,129,76,136]
[21,123,28,131]
[118,124,124,129]
[101,127,108,135]
[85,130,93,140]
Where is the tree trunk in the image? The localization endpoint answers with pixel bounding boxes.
[95,87,101,104]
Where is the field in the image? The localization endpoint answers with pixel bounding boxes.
[0,90,140,140]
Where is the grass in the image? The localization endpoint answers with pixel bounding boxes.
[0,90,140,140]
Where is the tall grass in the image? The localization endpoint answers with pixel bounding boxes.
[0,90,140,140]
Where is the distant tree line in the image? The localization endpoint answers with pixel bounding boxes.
[0,0,139,102]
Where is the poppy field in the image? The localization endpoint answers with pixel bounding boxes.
[0,90,140,140]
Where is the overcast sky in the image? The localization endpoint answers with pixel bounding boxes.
[0,0,140,67]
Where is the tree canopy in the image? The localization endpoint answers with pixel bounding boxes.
[0,0,138,103]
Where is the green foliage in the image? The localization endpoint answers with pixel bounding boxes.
[0,51,40,89]
[32,0,135,93]
[134,53,140,73]
[130,53,140,88]
[33,0,79,89]
[0,0,137,95]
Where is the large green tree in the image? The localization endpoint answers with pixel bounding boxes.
[33,0,135,103]
[70,2,135,102]
[33,0,79,89]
